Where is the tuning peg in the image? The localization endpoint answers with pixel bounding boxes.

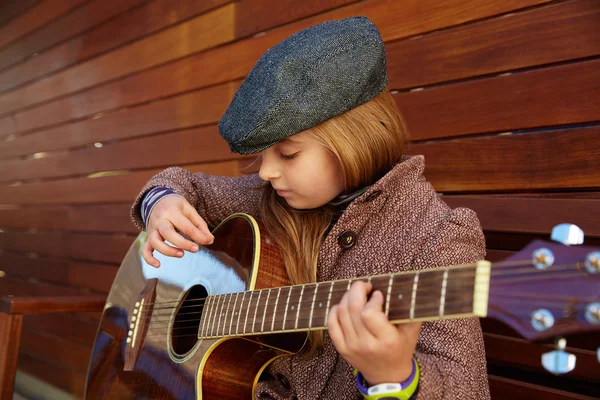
[542,337,576,375]
[551,224,584,245]
[585,252,600,274]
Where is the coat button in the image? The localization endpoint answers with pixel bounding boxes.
[338,231,357,249]
[277,373,291,390]
[366,190,382,201]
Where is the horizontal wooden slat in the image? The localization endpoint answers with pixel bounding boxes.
[0,81,238,159]
[22,313,99,346]
[485,250,514,262]
[488,375,598,400]
[19,330,92,372]
[1,253,117,292]
[443,196,600,237]
[0,0,551,135]
[0,0,88,50]
[484,333,600,383]
[397,59,600,141]
[0,0,231,91]
[234,0,360,38]
[0,0,147,77]
[0,232,134,264]
[0,2,236,116]
[0,0,41,28]
[0,160,241,205]
[0,275,87,297]
[387,0,600,89]
[17,353,86,396]
[410,126,600,192]
[0,125,240,182]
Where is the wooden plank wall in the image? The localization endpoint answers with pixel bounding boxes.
[0,0,598,398]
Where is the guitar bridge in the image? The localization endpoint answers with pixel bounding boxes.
[124,278,158,371]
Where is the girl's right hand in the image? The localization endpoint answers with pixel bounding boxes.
[142,195,214,268]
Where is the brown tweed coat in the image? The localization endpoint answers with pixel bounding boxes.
[131,155,491,399]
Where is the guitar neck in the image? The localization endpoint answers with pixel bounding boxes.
[198,261,491,339]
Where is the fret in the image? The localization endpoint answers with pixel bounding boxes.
[222,294,232,336]
[271,288,282,332]
[410,273,419,320]
[385,275,393,317]
[324,281,335,323]
[294,285,305,330]
[387,273,414,322]
[414,270,445,319]
[311,282,331,328]
[210,295,222,337]
[445,266,478,316]
[229,292,240,336]
[243,291,255,334]
[282,286,293,330]
[252,290,263,333]
[261,289,271,332]
[216,294,227,337]
[200,296,212,338]
[439,270,449,317]
[308,283,319,328]
[235,292,246,335]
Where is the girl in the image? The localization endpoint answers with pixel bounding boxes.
[131,16,490,399]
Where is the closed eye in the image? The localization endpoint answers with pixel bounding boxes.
[280,151,299,160]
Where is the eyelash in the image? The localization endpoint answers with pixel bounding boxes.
[279,152,299,160]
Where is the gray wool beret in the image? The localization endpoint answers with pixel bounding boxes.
[218,16,388,154]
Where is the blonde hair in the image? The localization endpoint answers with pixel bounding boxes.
[260,89,408,353]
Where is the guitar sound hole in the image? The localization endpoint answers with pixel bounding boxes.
[171,284,208,356]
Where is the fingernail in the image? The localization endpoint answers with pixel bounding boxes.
[177,251,184,257]
[191,245,199,252]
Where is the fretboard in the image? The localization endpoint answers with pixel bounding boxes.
[198,261,490,339]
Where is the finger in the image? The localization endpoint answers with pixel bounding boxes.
[327,305,347,354]
[183,205,214,240]
[336,289,359,344]
[141,240,160,268]
[149,230,184,258]
[168,213,209,250]
[361,290,395,338]
[346,282,376,339]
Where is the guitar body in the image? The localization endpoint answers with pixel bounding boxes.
[85,214,306,399]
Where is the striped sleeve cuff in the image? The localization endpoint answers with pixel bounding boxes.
[140,186,181,227]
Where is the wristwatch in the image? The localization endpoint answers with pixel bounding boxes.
[354,357,420,400]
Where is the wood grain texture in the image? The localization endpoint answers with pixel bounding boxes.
[0,0,147,77]
[19,330,92,372]
[488,375,598,400]
[0,252,117,292]
[0,275,87,297]
[0,204,134,233]
[0,81,239,156]
[387,0,600,89]
[0,0,552,135]
[409,125,600,192]
[0,0,41,28]
[0,0,88,50]
[0,160,241,205]
[397,59,600,141]
[22,313,100,346]
[0,3,236,116]
[0,312,22,399]
[441,195,600,237]
[0,0,231,91]
[17,353,87,396]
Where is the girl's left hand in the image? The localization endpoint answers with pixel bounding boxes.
[327,281,421,386]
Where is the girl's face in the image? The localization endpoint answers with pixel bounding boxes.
[258,130,344,209]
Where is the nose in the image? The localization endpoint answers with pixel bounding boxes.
[258,152,281,181]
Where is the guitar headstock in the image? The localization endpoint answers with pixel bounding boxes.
[488,224,599,341]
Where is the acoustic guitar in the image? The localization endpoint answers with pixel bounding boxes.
[84,213,600,399]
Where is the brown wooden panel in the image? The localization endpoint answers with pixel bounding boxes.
[488,375,597,400]
[0,232,134,264]
[234,0,360,38]
[0,276,86,297]
[0,3,235,117]
[19,330,91,372]
[397,59,600,141]
[0,204,135,233]
[0,0,147,76]
[17,353,86,396]
[0,0,88,50]
[409,125,600,192]
[0,125,241,182]
[484,333,600,383]
[485,250,514,262]
[0,160,241,205]
[0,0,231,91]
[0,81,238,158]
[442,196,600,237]
[0,0,41,28]
[0,253,117,292]
[0,0,551,135]
[22,313,99,347]
[387,0,600,89]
